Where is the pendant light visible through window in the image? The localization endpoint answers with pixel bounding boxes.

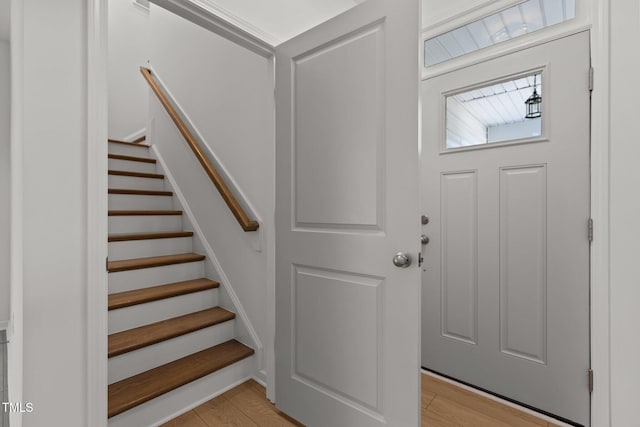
[525,74,542,119]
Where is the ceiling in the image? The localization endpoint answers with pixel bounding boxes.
[452,74,541,127]
[0,0,9,41]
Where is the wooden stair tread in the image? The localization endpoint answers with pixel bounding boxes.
[108,170,164,179]
[108,139,150,148]
[132,135,146,143]
[108,253,205,272]
[109,278,219,310]
[108,231,193,242]
[108,210,182,216]
[108,307,234,357]
[108,340,254,418]
[108,188,172,196]
[108,153,156,164]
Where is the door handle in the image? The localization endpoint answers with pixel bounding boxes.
[393,252,412,268]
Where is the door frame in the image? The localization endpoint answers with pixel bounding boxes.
[420,1,612,425]
[85,1,613,426]
[87,0,109,425]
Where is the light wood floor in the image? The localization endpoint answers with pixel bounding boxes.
[162,375,560,426]
[161,380,303,427]
[422,374,562,427]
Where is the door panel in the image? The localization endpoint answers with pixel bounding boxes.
[499,164,548,363]
[422,32,591,426]
[440,170,478,345]
[276,1,421,426]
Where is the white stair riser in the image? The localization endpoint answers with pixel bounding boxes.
[107,355,255,427]
[108,215,182,234]
[108,261,205,294]
[108,158,157,174]
[108,321,235,384]
[108,289,219,334]
[108,237,192,261]
[108,194,174,211]
[108,175,165,191]
[108,143,151,157]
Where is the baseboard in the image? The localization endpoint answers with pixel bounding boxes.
[253,369,267,387]
[123,128,147,143]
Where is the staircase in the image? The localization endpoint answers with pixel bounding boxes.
[106,139,255,426]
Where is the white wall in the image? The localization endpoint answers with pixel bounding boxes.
[0,41,10,324]
[16,1,89,425]
[148,5,274,374]
[108,0,150,139]
[609,0,640,423]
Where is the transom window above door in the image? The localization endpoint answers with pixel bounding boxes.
[424,0,576,67]
[445,72,543,150]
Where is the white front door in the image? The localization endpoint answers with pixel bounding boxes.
[275,1,421,426]
[421,32,591,426]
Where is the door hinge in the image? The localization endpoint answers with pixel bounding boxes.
[588,218,594,243]
[588,369,594,393]
[589,67,594,92]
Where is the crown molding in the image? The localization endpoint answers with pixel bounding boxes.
[150,0,276,57]
[191,0,283,46]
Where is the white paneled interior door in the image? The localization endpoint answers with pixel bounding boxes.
[275,0,421,426]
[421,32,591,426]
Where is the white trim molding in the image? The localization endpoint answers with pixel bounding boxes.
[87,0,109,426]
[149,0,275,58]
[8,1,24,426]
[190,0,282,46]
[588,0,612,425]
[422,0,527,34]
[123,127,147,142]
[131,0,151,13]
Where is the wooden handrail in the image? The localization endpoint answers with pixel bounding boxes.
[140,67,259,232]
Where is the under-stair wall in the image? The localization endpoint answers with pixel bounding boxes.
[147,4,275,384]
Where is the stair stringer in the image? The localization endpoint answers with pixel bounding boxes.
[150,145,263,364]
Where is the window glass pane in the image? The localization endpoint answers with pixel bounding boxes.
[446,73,542,149]
[425,0,576,67]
